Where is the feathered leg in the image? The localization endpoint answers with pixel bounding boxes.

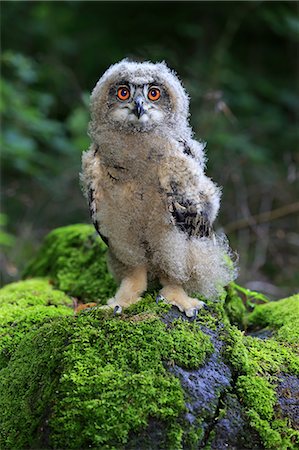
[157,277,206,318]
[107,265,147,313]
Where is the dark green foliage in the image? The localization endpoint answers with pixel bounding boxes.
[24,224,116,302]
[224,283,247,328]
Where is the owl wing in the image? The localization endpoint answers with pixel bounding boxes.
[169,197,213,238]
[87,187,109,246]
[81,146,109,246]
[179,138,206,168]
[162,140,217,238]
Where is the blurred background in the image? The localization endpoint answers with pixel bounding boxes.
[1,1,298,298]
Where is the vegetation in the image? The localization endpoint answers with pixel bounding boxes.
[1,224,298,449]
[0,278,214,449]
[24,224,116,302]
[0,278,72,367]
[1,2,298,297]
[248,293,299,347]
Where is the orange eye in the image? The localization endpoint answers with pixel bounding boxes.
[148,87,161,101]
[117,86,130,101]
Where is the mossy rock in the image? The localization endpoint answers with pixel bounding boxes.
[23,224,116,302]
[0,278,73,368]
[0,225,298,449]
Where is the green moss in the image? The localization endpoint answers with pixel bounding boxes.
[126,292,172,316]
[236,375,276,420]
[224,294,299,449]
[51,307,213,449]
[248,294,299,347]
[244,412,299,449]
[223,325,252,374]
[168,319,213,368]
[246,410,282,449]
[245,336,299,376]
[0,298,213,449]
[0,319,71,449]
[0,278,71,308]
[183,420,204,449]
[23,224,116,302]
[0,279,72,367]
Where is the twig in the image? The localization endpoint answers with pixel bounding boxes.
[224,201,299,234]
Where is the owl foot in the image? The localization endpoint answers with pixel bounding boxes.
[106,296,142,315]
[157,287,207,319]
[105,265,147,315]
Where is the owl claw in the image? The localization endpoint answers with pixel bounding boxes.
[183,301,208,318]
[113,305,122,315]
[185,307,198,318]
[156,294,165,304]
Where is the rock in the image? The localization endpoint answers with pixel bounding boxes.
[0,225,298,449]
[23,224,116,302]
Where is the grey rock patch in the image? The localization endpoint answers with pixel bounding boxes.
[276,373,299,430]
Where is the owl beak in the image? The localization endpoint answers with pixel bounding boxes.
[133,97,145,119]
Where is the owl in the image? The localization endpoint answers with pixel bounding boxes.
[81,59,237,317]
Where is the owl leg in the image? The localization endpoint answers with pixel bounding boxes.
[107,265,147,313]
[157,278,207,318]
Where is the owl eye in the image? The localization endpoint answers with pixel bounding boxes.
[117,86,130,101]
[148,87,161,101]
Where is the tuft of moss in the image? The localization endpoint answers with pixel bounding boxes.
[236,375,276,420]
[0,319,71,449]
[246,410,282,449]
[0,297,213,449]
[0,279,72,367]
[248,294,299,348]
[23,224,116,302]
[0,278,71,308]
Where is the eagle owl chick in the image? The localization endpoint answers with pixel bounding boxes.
[81,59,237,317]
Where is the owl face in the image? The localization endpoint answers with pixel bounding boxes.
[107,81,171,131]
[90,60,190,135]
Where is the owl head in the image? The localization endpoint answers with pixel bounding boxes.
[89,59,190,135]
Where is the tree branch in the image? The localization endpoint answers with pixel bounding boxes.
[224,201,299,234]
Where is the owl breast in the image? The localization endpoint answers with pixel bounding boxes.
[96,170,167,267]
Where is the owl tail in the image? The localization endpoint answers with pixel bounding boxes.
[152,230,238,299]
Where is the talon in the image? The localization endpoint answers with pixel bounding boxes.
[156,294,165,304]
[113,305,122,315]
[202,302,209,311]
[191,309,198,321]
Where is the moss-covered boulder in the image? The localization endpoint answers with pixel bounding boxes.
[23,224,116,302]
[0,278,73,368]
[0,225,298,449]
